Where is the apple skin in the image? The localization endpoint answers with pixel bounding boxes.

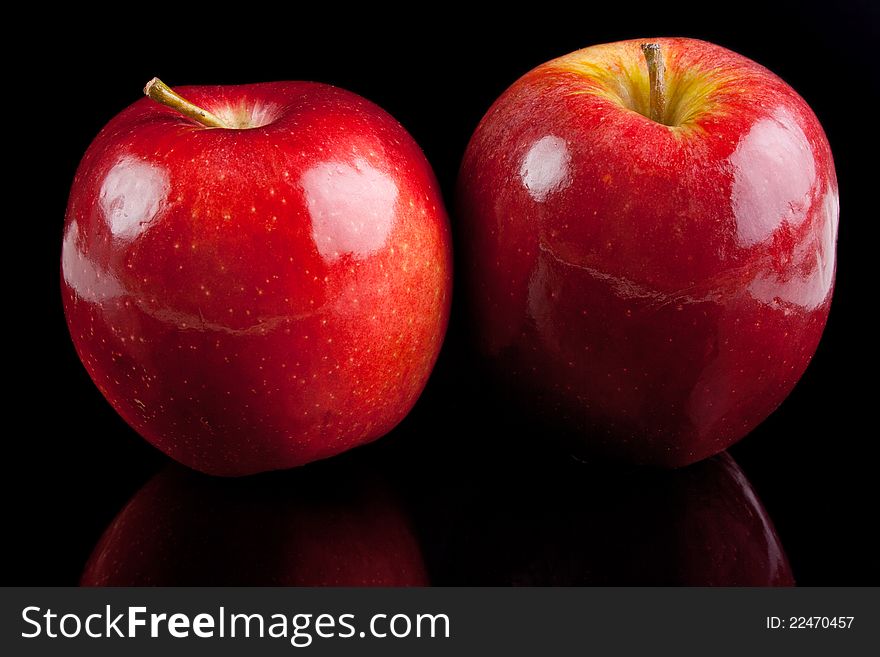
[81,461,428,586]
[428,451,794,586]
[62,82,452,476]
[457,37,838,466]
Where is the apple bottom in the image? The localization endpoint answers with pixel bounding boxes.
[486,251,828,467]
[72,295,440,477]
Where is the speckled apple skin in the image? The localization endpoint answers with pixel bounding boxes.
[457,38,838,467]
[62,82,452,476]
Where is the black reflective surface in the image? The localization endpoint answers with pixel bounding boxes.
[79,441,790,587]
[9,2,878,585]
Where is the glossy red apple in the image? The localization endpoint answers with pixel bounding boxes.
[457,38,838,466]
[81,459,428,586]
[62,79,452,476]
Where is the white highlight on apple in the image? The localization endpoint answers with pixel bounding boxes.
[62,220,125,303]
[99,157,170,240]
[301,159,398,262]
[730,107,816,247]
[748,187,839,310]
[520,135,572,202]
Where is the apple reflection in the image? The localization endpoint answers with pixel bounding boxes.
[81,459,428,586]
[424,451,794,586]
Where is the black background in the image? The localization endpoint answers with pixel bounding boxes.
[9,1,878,586]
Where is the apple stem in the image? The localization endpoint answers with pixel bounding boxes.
[143,78,229,129]
[640,43,667,124]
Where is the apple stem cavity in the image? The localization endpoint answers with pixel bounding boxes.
[640,43,667,125]
[143,78,230,129]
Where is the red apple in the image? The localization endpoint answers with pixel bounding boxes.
[62,80,452,476]
[457,38,838,466]
[81,460,428,586]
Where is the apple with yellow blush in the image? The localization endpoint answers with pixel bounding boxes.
[457,38,838,466]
